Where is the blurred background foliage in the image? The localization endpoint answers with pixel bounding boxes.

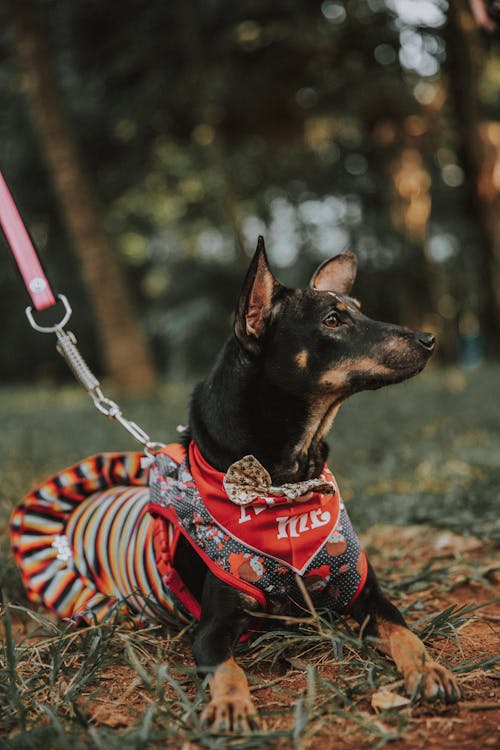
[0,0,499,387]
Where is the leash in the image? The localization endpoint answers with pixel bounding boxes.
[0,168,164,458]
[0,170,56,311]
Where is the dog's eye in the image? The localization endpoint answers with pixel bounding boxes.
[324,312,340,328]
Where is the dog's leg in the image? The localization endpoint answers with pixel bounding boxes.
[350,560,462,702]
[193,571,259,733]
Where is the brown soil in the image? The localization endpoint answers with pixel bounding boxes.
[4,525,499,748]
[79,586,498,749]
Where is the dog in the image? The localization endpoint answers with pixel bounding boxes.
[10,237,461,734]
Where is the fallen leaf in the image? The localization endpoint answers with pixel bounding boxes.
[432,531,482,557]
[371,690,411,711]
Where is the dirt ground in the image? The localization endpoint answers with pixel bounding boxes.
[5,524,494,749]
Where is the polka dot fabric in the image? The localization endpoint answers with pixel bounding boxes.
[149,447,367,616]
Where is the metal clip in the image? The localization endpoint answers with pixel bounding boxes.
[26,291,165,455]
[25,294,73,333]
[90,389,165,453]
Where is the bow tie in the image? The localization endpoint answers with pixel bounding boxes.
[223,454,336,506]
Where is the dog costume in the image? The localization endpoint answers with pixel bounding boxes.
[10,443,367,627]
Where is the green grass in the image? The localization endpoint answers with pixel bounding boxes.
[0,592,498,749]
[1,364,499,542]
[0,365,499,747]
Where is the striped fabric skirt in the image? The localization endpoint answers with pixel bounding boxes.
[10,453,188,626]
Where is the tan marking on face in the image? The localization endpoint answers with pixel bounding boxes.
[319,357,393,387]
[327,291,360,313]
[354,356,391,375]
[318,364,351,388]
[294,349,309,369]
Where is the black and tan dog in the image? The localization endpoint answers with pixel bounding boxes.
[11,237,461,734]
[182,237,461,731]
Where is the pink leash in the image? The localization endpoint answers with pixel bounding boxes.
[0,167,163,455]
[0,169,56,311]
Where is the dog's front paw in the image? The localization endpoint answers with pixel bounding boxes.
[404,661,462,703]
[201,697,260,733]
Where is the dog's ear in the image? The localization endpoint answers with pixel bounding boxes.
[310,252,357,294]
[235,236,280,354]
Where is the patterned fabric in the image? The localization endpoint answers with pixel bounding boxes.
[149,442,368,614]
[10,443,367,626]
[10,452,191,626]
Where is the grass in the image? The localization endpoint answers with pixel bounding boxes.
[0,365,499,748]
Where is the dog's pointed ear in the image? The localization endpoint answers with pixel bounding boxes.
[235,236,280,354]
[310,252,357,294]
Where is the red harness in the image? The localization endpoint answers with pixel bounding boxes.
[149,443,367,617]
[189,442,342,573]
[10,443,367,628]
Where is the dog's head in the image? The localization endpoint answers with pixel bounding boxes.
[234,237,435,402]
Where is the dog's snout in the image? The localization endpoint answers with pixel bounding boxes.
[416,331,436,352]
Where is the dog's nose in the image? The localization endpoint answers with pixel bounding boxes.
[417,331,436,352]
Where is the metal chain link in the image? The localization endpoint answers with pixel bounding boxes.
[26,295,165,456]
[90,387,165,457]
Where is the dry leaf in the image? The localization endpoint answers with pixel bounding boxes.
[432,531,482,557]
[371,690,411,711]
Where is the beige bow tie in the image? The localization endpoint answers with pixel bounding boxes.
[223,454,336,506]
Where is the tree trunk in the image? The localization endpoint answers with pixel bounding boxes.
[7,0,158,392]
[447,0,500,357]
[179,0,249,264]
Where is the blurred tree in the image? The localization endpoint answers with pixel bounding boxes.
[178,0,249,264]
[6,0,158,393]
[0,0,498,383]
[447,0,500,356]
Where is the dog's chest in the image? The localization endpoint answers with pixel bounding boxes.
[149,449,367,614]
